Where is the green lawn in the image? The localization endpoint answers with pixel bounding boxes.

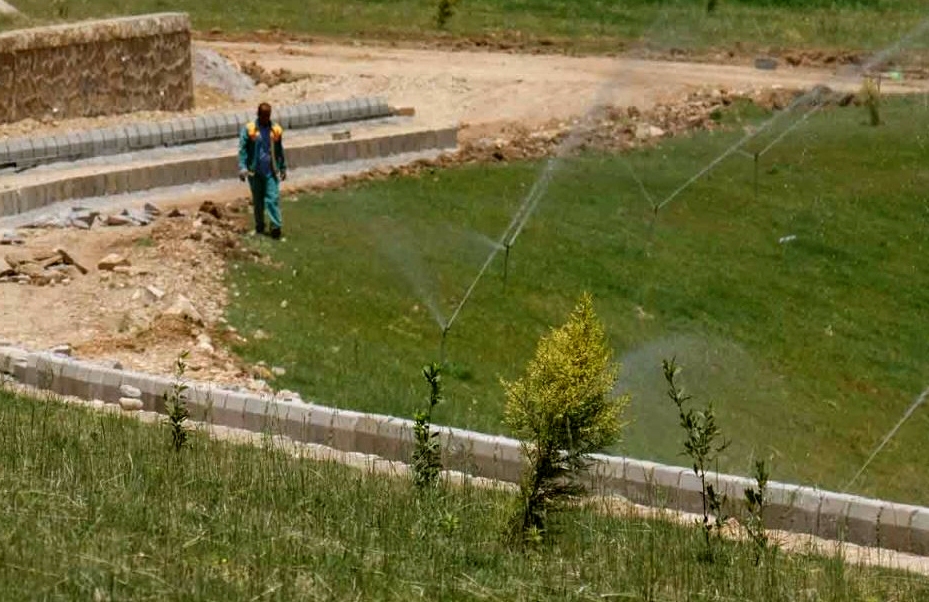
[4,0,929,57]
[227,95,929,505]
[1,388,927,600]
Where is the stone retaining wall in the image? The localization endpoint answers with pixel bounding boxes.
[1,345,927,556]
[0,13,193,123]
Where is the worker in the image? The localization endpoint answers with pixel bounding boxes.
[238,102,287,239]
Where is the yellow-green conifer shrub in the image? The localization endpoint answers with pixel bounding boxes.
[502,292,629,540]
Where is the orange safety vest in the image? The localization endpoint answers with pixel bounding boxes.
[244,121,284,177]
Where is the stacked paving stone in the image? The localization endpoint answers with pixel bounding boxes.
[0,98,392,169]
[0,344,928,556]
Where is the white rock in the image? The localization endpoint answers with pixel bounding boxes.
[163,294,204,326]
[119,384,142,399]
[97,253,130,271]
[51,344,71,356]
[119,397,144,411]
[144,285,165,301]
[271,366,286,377]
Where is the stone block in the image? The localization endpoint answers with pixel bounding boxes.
[125,123,143,149]
[308,104,323,125]
[319,102,334,124]
[30,137,50,161]
[816,492,854,541]
[67,132,87,158]
[242,394,272,433]
[909,510,929,555]
[768,486,821,534]
[6,139,27,163]
[90,130,105,155]
[52,134,69,159]
[178,118,196,143]
[877,502,919,552]
[113,127,131,153]
[137,123,158,147]
[209,391,248,429]
[326,409,359,452]
[100,128,118,155]
[202,114,220,140]
[368,415,410,460]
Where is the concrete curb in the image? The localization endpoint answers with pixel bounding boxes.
[1,344,927,556]
[0,98,392,169]
[0,126,457,217]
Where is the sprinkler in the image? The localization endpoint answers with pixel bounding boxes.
[439,325,449,365]
[502,242,511,292]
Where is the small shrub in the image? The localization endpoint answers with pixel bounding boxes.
[503,293,628,542]
[663,358,729,557]
[743,459,771,564]
[435,0,458,29]
[860,77,881,126]
[165,351,191,452]
[411,363,444,490]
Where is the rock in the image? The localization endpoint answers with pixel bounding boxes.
[278,389,301,401]
[198,201,223,219]
[635,124,666,140]
[120,384,142,398]
[167,208,186,218]
[0,257,12,276]
[97,253,130,271]
[253,328,270,340]
[118,397,144,411]
[121,209,152,226]
[90,399,106,410]
[271,366,286,377]
[0,231,24,245]
[251,364,273,380]
[143,202,162,216]
[17,262,48,282]
[112,265,133,275]
[55,247,89,274]
[23,215,68,229]
[143,285,165,302]
[69,210,100,227]
[196,333,214,354]
[106,214,134,226]
[754,57,778,71]
[51,343,71,356]
[163,294,204,326]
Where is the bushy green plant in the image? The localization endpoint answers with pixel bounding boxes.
[435,0,458,29]
[503,293,628,541]
[411,363,444,489]
[663,358,729,557]
[164,351,191,452]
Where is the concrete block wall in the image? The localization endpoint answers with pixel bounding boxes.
[0,14,194,124]
[0,126,458,217]
[2,344,927,556]
[0,98,393,168]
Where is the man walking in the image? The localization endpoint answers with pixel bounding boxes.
[238,102,287,239]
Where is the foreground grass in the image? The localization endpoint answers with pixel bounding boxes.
[1,388,927,600]
[4,0,929,57]
[228,95,929,505]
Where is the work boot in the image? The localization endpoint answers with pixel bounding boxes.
[270,227,282,240]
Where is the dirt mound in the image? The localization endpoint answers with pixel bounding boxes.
[193,47,258,102]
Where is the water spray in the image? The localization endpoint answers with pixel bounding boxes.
[843,383,929,493]
[652,15,929,215]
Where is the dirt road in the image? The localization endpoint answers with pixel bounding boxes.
[203,41,929,139]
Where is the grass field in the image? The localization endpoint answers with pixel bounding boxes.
[3,0,929,57]
[226,95,929,505]
[1,387,928,600]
